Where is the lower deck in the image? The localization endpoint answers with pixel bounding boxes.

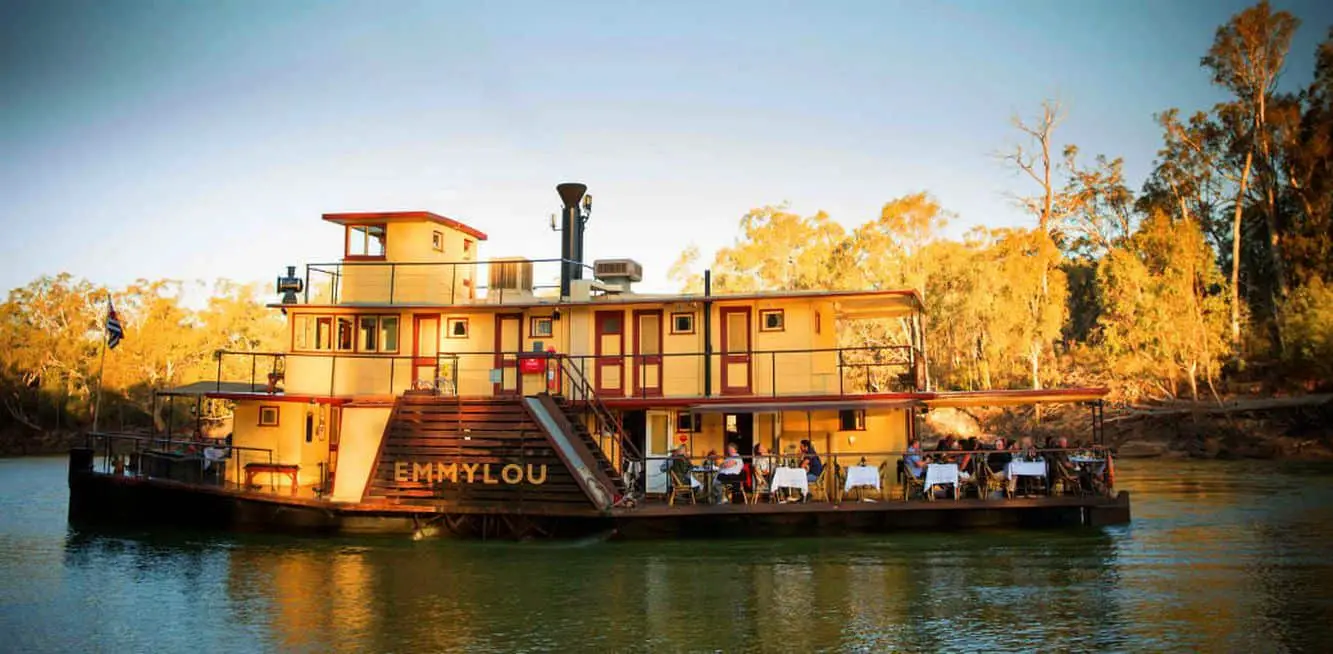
[67,454,1131,540]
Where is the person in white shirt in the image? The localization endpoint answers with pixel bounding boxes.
[715,443,745,503]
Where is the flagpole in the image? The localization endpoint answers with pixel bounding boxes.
[93,294,109,434]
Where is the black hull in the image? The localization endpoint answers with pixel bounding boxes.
[68,469,1131,541]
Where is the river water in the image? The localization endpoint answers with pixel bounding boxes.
[1,457,1331,653]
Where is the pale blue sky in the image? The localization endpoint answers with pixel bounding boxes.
[2,0,1330,298]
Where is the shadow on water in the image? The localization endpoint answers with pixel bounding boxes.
[3,456,1333,652]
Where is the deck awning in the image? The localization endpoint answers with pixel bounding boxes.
[687,398,922,414]
[925,388,1108,409]
[157,381,269,397]
[833,293,921,319]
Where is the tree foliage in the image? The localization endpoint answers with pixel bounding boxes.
[0,277,284,432]
[674,2,1333,399]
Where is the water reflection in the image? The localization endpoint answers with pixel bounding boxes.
[2,457,1330,651]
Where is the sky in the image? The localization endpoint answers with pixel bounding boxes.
[3,0,1331,300]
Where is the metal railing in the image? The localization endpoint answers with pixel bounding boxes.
[646,446,1116,505]
[553,355,643,474]
[206,344,920,400]
[303,258,594,306]
[85,431,277,493]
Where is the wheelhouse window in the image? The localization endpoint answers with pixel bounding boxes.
[839,409,866,431]
[345,224,386,259]
[357,316,399,352]
[760,309,785,332]
[336,316,355,351]
[293,314,398,352]
[671,312,695,334]
[530,316,554,338]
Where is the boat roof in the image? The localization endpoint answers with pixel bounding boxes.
[321,211,489,241]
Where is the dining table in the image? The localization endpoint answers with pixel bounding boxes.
[924,463,960,498]
[843,465,881,498]
[770,466,809,499]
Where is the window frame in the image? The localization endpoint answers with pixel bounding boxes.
[431,230,444,252]
[676,411,703,433]
[759,309,785,332]
[292,314,399,353]
[446,317,470,339]
[258,405,280,427]
[838,409,867,432]
[530,316,554,338]
[670,312,695,335]
[344,223,387,261]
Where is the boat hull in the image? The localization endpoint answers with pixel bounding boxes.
[68,458,1131,541]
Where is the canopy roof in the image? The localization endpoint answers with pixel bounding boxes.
[688,398,922,413]
[158,381,268,397]
[925,388,1108,408]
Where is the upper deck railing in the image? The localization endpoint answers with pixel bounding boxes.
[303,258,592,305]
[207,344,922,399]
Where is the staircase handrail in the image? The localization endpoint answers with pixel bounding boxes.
[555,355,643,466]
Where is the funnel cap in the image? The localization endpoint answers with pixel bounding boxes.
[556,183,587,209]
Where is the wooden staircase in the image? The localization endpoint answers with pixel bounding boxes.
[364,391,628,511]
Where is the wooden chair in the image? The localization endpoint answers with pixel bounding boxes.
[719,472,748,505]
[983,460,1009,499]
[808,467,829,502]
[960,457,985,499]
[1053,461,1086,496]
[668,470,695,506]
[749,468,771,505]
[899,459,925,501]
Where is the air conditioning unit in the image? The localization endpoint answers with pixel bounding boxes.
[488,257,534,295]
[593,258,643,285]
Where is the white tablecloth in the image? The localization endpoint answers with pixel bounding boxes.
[771,467,809,494]
[844,466,880,491]
[924,463,959,488]
[1007,460,1047,477]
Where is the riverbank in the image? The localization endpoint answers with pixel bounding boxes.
[927,394,1333,462]
[6,394,1332,460]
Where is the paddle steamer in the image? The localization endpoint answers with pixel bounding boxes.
[68,183,1130,539]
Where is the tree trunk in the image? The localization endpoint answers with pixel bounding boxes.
[1229,149,1253,354]
[1187,360,1199,401]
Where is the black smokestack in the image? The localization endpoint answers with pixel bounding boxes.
[556,182,587,299]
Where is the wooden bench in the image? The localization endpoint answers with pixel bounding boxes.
[244,462,300,495]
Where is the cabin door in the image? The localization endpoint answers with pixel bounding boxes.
[594,311,625,397]
[494,313,523,395]
[633,309,663,397]
[720,307,752,395]
[644,410,673,494]
[412,314,440,388]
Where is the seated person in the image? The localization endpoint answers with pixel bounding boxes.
[903,439,927,479]
[751,443,773,492]
[988,437,1013,472]
[752,443,774,478]
[1017,436,1039,460]
[799,439,823,483]
[703,449,721,470]
[663,445,701,490]
[950,441,973,481]
[715,443,745,502]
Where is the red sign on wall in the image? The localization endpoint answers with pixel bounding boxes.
[518,356,546,374]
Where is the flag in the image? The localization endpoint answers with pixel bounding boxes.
[106,298,123,350]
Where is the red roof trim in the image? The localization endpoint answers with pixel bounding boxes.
[322,211,489,241]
